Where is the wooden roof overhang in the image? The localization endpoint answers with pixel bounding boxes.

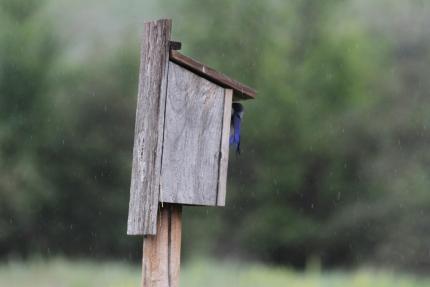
[169,49,256,100]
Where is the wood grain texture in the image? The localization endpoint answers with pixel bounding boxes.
[142,204,182,287]
[160,62,225,206]
[128,19,171,235]
[170,50,256,100]
[216,89,233,206]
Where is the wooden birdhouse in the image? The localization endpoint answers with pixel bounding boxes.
[127,19,255,236]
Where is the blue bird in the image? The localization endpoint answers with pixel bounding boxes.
[230,102,244,154]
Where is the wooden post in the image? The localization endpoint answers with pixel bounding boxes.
[142,204,182,287]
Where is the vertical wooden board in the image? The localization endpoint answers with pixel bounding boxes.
[160,62,225,206]
[128,19,171,235]
[216,89,233,206]
[142,204,182,287]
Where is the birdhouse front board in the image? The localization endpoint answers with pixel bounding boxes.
[127,19,255,235]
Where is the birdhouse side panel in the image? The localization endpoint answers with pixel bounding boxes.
[160,62,225,206]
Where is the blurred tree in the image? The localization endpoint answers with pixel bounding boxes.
[37,41,141,258]
[0,0,141,259]
[1,0,430,273]
[0,0,59,257]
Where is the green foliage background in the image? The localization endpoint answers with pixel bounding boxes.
[1,0,430,272]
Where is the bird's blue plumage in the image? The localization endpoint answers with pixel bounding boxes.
[230,103,244,154]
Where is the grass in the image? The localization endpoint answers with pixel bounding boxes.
[0,258,429,287]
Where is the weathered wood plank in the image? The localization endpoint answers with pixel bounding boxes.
[142,204,182,287]
[160,62,225,206]
[128,19,171,235]
[216,89,233,206]
[170,50,256,100]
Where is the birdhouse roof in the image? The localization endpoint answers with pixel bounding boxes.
[170,50,256,100]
